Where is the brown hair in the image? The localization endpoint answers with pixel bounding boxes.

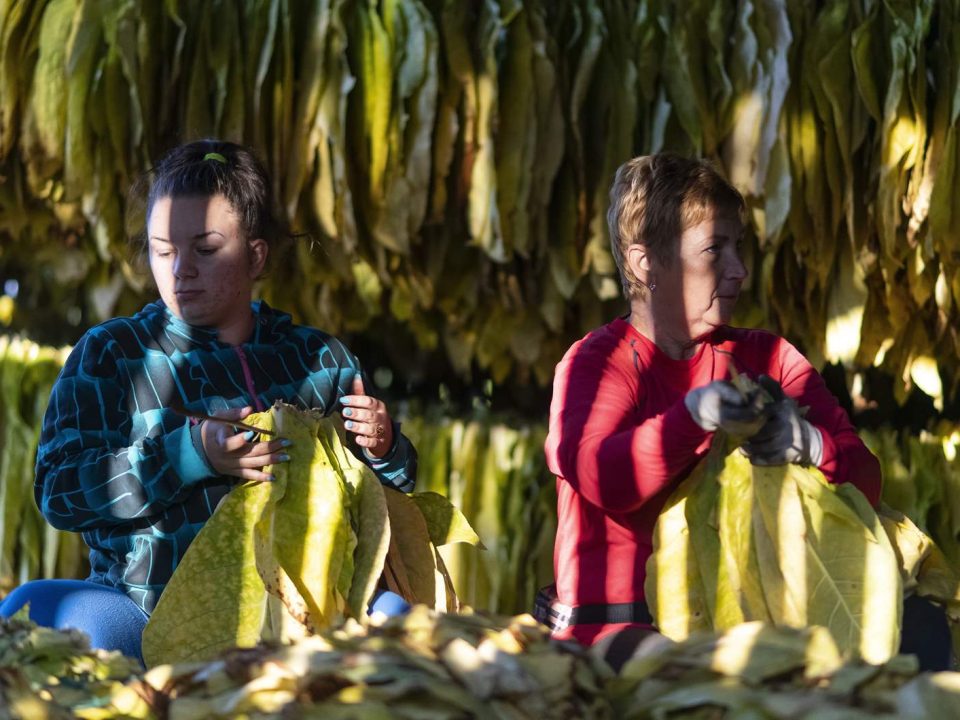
[607,153,744,300]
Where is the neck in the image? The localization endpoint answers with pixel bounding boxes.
[216,309,255,345]
[628,303,700,360]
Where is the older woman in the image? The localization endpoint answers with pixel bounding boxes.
[542,153,906,662]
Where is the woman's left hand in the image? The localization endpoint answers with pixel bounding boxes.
[341,374,394,458]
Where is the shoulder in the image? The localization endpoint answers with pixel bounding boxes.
[716,326,798,359]
[716,326,813,380]
[85,303,164,347]
[556,317,640,379]
[261,307,360,370]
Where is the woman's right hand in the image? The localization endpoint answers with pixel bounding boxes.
[684,380,766,437]
[200,405,291,482]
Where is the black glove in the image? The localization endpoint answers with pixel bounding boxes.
[740,375,823,467]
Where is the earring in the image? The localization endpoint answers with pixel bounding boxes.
[647,281,657,293]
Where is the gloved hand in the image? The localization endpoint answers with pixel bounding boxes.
[740,375,824,467]
[684,380,767,437]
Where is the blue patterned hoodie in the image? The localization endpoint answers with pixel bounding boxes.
[34,300,417,614]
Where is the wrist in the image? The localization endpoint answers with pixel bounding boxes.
[806,422,824,467]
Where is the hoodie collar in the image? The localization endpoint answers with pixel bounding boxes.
[154,299,291,347]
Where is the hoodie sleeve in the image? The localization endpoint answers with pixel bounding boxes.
[34,331,216,532]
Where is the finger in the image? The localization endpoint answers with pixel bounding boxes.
[341,394,375,409]
[352,372,365,396]
[233,450,291,468]
[344,419,377,437]
[209,405,254,421]
[234,437,292,457]
[757,375,786,402]
[230,467,277,483]
[746,452,785,466]
[354,434,379,449]
[714,382,748,405]
[344,407,379,423]
[721,405,764,424]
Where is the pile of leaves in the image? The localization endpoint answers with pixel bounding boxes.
[608,621,960,719]
[0,608,146,719]
[143,402,481,667]
[137,606,613,719]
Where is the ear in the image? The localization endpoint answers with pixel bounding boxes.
[248,238,268,278]
[625,243,653,286]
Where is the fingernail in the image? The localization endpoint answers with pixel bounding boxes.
[280,439,293,448]
[343,407,353,417]
[279,454,290,462]
[345,420,354,429]
[243,431,256,441]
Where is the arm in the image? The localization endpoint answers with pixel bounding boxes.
[775,341,882,505]
[34,333,216,532]
[544,341,710,514]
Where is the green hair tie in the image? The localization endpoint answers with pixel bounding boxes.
[203,152,227,164]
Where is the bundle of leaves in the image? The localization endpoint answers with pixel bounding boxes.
[142,402,481,667]
[645,391,960,664]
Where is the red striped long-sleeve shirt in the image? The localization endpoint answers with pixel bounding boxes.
[544,317,881,645]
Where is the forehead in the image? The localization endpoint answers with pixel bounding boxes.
[679,211,742,244]
[147,194,240,237]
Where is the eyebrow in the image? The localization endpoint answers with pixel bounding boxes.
[148,231,224,242]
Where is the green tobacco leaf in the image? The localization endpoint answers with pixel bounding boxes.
[142,472,275,667]
[384,487,438,607]
[255,405,350,631]
[410,491,483,548]
[23,0,75,172]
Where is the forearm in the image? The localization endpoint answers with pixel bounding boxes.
[552,399,709,513]
[35,422,215,531]
[816,426,882,506]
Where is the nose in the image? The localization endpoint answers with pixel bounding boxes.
[172,252,197,279]
[728,247,747,282]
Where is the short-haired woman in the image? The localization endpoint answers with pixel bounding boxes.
[0,140,416,661]
[543,153,948,671]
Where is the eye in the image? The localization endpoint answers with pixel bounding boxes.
[196,246,217,256]
[153,248,173,258]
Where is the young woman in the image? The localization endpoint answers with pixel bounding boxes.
[0,140,416,660]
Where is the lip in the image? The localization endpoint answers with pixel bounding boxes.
[174,289,204,299]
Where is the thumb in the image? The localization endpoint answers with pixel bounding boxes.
[212,405,252,421]
[352,372,366,396]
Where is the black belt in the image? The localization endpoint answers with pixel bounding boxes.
[533,583,653,632]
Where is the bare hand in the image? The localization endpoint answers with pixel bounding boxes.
[200,405,291,482]
[341,374,394,458]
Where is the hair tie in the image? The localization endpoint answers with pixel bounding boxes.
[203,152,227,164]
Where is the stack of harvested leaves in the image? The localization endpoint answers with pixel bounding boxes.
[608,622,960,719]
[140,605,613,719]
[0,608,146,719]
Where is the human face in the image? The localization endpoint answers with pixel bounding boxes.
[147,194,267,336]
[649,212,747,345]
